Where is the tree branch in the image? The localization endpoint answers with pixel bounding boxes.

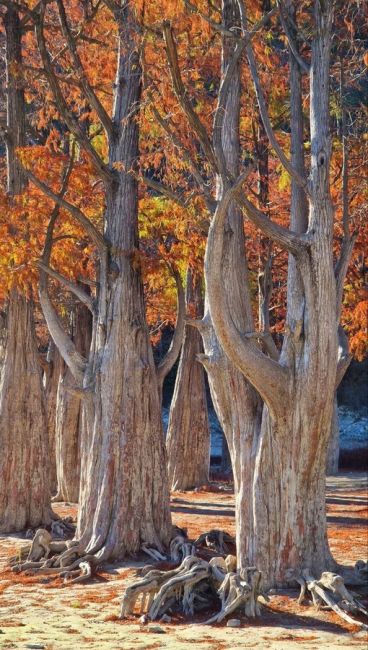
[55,0,113,140]
[277,1,310,74]
[38,156,87,384]
[236,1,309,195]
[21,163,106,252]
[37,261,95,312]
[156,265,186,387]
[236,190,309,255]
[204,175,290,415]
[162,21,218,174]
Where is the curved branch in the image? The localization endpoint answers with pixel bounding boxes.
[205,177,290,414]
[236,191,309,255]
[277,1,310,74]
[38,159,87,384]
[37,261,94,313]
[236,1,309,195]
[156,266,186,387]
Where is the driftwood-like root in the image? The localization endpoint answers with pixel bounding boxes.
[296,569,368,630]
[120,553,263,624]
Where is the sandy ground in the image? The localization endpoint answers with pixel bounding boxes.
[0,471,367,650]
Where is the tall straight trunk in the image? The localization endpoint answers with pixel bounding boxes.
[53,300,92,502]
[0,292,51,532]
[75,7,171,558]
[167,269,210,490]
[45,341,62,493]
[0,8,51,532]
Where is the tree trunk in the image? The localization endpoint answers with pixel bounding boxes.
[201,0,263,569]
[44,341,62,494]
[167,269,210,490]
[0,7,51,532]
[53,300,92,503]
[326,396,340,475]
[0,292,51,532]
[75,7,171,558]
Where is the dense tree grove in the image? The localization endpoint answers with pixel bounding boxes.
[0,0,367,623]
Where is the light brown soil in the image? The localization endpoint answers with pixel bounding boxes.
[0,472,367,650]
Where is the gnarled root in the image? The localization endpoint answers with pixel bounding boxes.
[120,553,263,624]
[296,569,368,630]
[9,527,97,583]
[204,567,264,624]
[170,536,196,562]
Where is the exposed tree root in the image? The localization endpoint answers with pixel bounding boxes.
[296,569,368,630]
[194,530,235,555]
[120,554,264,623]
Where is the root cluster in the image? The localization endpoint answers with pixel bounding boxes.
[10,522,96,584]
[120,553,266,623]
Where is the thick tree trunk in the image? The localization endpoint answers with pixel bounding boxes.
[0,292,51,532]
[53,301,92,503]
[0,8,51,532]
[75,7,171,558]
[167,269,210,490]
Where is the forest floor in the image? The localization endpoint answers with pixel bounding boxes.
[0,471,367,650]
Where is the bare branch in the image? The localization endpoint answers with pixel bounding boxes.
[236,190,309,255]
[236,1,309,195]
[142,175,189,208]
[205,175,290,415]
[156,265,186,386]
[37,261,95,313]
[38,156,87,384]
[55,0,113,139]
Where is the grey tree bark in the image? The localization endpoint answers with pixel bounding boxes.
[35,2,172,560]
[44,341,62,494]
[0,7,51,533]
[166,269,210,490]
[53,300,92,503]
[326,397,340,475]
[203,0,350,586]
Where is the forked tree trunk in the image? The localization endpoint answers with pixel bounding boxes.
[0,8,51,532]
[167,269,210,490]
[53,300,92,503]
[0,292,51,532]
[203,0,342,587]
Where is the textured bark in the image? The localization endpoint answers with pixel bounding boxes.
[44,341,62,493]
[0,8,51,533]
[75,7,171,558]
[201,0,263,571]
[53,301,92,503]
[0,292,51,532]
[167,269,210,490]
[38,5,172,560]
[202,0,341,587]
